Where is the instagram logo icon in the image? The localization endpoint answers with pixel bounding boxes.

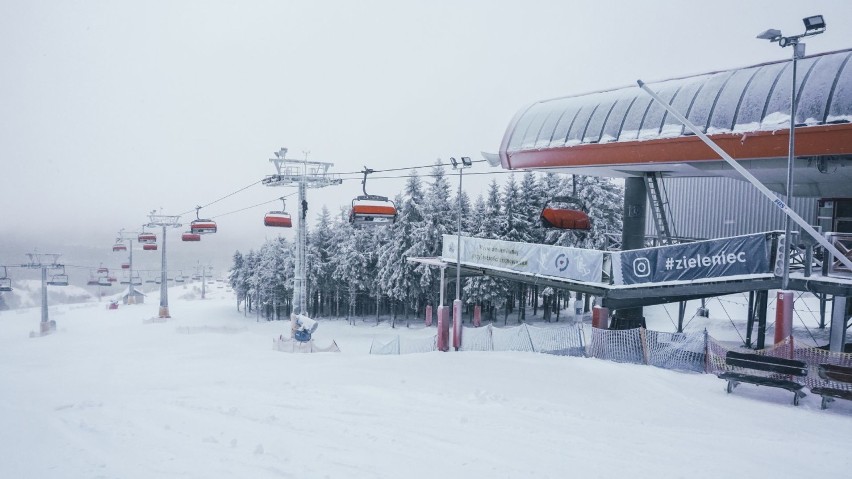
[633,257,651,277]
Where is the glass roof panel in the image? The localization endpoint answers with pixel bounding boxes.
[733,62,787,132]
[707,68,759,134]
[686,71,734,134]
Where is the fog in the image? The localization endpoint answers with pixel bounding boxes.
[2,0,851,273]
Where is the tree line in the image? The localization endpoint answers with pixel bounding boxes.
[229,165,623,325]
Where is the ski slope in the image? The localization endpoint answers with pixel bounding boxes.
[0,285,849,478]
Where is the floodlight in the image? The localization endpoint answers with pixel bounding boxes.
[803,15,825,31]
[756,29,781,41]
[449,157,458,168]
[461,156,472,167]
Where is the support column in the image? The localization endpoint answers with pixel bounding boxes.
[159,228,170,318]
[745,291,756,348]
[452,299,462,351]
[425,304,433,327]
[775,291,794,344]
[612,176,646,329]
[829,296,848,353]
[756,290,768,349]
[473,304,481,327]
[437,305,449,352]
[40,267,49,332]
[592,306,609,329]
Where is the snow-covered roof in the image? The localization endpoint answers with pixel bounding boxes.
[504,48,852,153]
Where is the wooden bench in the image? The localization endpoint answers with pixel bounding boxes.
[717,351,808,405]
[811,364,852,409]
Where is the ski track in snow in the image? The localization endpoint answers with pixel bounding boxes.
[0,287,850,478]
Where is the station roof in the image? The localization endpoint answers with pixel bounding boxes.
[499,48,852,197]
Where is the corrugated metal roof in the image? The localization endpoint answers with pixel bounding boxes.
[506,49,852,153]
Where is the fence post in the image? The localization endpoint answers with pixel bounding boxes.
[473,304,481,327]
[425,305,433,327]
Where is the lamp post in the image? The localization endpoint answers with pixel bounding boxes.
[450,156,472,301]
[757,15,825,345]
[757,15,826,290]
[449,156,471,351]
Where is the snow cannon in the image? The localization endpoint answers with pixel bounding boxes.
[291,313,318,342]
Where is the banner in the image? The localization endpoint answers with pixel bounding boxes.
[612,233,771,285]
[442,235,604,283]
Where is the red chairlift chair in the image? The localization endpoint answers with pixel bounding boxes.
[264,198,293,228]
[190,206,217,234]
[540,197,592,230]
[349,168,397,227]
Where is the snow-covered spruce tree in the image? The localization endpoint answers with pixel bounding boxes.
[229,250,246,311]
[307,206,335,317]
[520,170,546,245]
[499,173,536,322]
[463,180,508,321]
[332,221,374,320]
[410,162,454,313]
[377,172,425,319]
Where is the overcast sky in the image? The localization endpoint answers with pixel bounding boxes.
[2,0,851,271]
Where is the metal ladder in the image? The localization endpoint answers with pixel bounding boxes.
[645,172,676,245]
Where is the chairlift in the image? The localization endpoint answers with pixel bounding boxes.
[143,243,158,251]
[0,268,11,292]
[112,242,127,252]
[540,197,592,230]
[121,262,130,269]
[131,276,142,286]
[47,273,69,286]
[98,276,112,287]
[182,232,201,242]
[138,233,156,244]
[97,266,109,275]
[175,276,185,283]
[264,197,293,228]
[350,168,397,227]
[190,206,217,234]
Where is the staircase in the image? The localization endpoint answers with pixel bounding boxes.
[645,172,677,245]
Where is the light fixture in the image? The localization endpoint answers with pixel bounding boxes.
[756,28,781,41]
[461,156,472,167]
[449,157,458,168]
[803,15,825,32]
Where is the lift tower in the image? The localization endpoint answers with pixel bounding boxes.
[23,252,63,336]
[147,211,182,318]
[262,148,341,319]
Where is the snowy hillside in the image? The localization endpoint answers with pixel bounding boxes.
[0,286,849,479]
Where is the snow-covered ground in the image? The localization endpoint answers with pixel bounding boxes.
[0,285,849,478]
